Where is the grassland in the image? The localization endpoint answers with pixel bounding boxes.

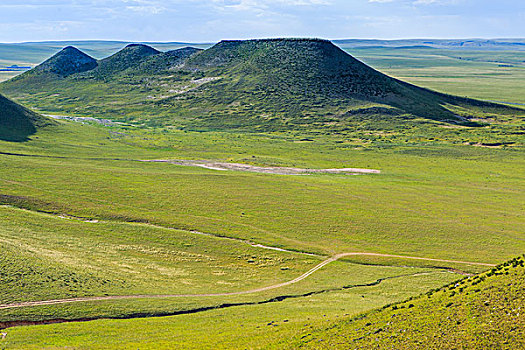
[0,42,523,349]
[351,47,525,105]
[294,255,525,349]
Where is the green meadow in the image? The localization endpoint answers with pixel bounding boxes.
[0,116,523,348]
[0,43,523,349]
[350,47,525,104]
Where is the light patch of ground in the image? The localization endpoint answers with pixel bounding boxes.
[142,159,381,175]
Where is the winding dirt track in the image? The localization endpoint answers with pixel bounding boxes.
[0,252,494,310]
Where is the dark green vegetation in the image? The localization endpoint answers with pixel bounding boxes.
[0,94,53,141]
[1,39,523,136]
[32,46,97,77]
[296,256,525,349]
[0,38,523,349]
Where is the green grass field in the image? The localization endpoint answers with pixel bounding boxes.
[294,256,525,349]
[0,117,523,348]
[0,43,523,349]
[350,47,525,104]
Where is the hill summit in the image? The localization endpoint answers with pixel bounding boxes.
[86,43,161,78]
[33,46,97,77]
[0,94,54,141]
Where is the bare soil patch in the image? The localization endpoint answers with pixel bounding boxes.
[142,160,381,175]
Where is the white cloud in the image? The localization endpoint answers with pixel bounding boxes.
[212,0,330,10]
[125,5,165,14]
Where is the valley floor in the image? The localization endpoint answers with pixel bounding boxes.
[0,116,523,348]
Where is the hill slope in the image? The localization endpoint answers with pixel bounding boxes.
[32,46,97,77]
[0,39,521,133]
[0,94,54,141]
[2,46,98,88]
[175,39,466,123]
[295,255,525,349]
[84,43,160,79]
[13,46,97,79]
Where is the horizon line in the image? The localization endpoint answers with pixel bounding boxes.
[2,37,524,45]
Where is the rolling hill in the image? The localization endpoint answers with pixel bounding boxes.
[2,46,98,89]
[295,255,525,349]
[33,46,98,77]
[13,45,97,79]
[0,39,522,133]
[174,39,513,127]
[0,93,53,141]
[84,43,160,79]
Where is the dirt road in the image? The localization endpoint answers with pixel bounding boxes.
[0,252,493,310]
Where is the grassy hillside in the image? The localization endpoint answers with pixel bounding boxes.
[32,46,97,77]
[0,94,53,141]
[178,38,510,127]
[295,255,525,349]
[1,39,522,134]
[84,44,159,79]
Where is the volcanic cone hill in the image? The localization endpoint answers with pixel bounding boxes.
[33,46,98,77]
[172,39,515,128]
[0,94,54,141]
[0,39,521,132]
[84,43,161,79]
[2,46,98,89]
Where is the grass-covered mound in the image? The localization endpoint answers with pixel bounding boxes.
[1,46,98,90]
[182,39,453,119]
[32,46,97,77]
[173,39,523,129]
[84,43,160,79]
[0,39,522,133]
[295,255,525,349]
[7,46,97,80]
[0,94,53,141]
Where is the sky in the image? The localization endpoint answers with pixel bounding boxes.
[0,0,523,43]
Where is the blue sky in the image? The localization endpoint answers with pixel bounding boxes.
[0,0,523,42]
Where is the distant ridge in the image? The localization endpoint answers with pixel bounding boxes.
[0,94,54,141]
[333,38,525,50]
